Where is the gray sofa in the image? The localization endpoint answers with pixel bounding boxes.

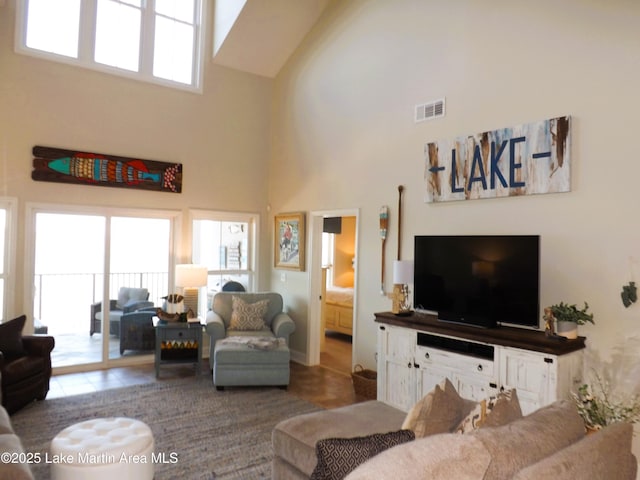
[272,399,637,480]
[0,405,34,480]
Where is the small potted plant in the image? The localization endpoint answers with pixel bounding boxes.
[572,372,640,433]
[543,301,594,339]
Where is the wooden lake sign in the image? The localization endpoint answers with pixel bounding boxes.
[32,146,182,193]
[424,116,570,203]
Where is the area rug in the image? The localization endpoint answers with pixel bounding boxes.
[11,376,321,479]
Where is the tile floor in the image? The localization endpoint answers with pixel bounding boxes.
[47,333,361,409]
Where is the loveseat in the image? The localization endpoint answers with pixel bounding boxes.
[0,404,34,479]
[272,381,637,480]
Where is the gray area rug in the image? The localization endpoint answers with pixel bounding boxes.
[11,376,321,479]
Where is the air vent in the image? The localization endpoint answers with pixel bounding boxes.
[415,98,445,123]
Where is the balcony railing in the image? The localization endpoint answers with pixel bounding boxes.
[34,272,168,335]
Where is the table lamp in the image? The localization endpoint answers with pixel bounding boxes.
[175,264,208,315]
[392,260,414,315]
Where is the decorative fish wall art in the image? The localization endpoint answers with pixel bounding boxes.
[32,146,182,193]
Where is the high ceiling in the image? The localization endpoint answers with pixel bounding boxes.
[212,0,329,78]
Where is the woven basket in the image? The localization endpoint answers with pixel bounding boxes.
[351,364,377,400]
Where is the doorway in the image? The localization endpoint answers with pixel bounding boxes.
[309,209,358,375]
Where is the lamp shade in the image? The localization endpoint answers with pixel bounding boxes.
[392,260,414,285]
[175,264,208,288]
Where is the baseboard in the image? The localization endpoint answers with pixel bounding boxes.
[289,349,308,365]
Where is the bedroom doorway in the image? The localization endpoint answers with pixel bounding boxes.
[309,209,358,376]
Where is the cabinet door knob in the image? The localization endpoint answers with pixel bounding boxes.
[407,362,412,368]
[477,364,483,372]
[424,352,430,359]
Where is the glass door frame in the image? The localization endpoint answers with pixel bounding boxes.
[24,202,183,374]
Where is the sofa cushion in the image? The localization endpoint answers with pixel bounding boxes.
[230,296,269,330]
[117,287,148,309]
[512,422,637,480]
[482,388,522,428]
[0,406,15,435]
[471,400,585,480]
[310,430,415,480]
[0,434,35,480]
[0,315,27,360]
[402,378,474,437]
[272,400,406,476]
[345,432,492,480]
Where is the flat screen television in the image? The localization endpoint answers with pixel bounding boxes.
[413,235,540,329]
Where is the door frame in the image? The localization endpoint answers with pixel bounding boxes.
[308,208,359,367]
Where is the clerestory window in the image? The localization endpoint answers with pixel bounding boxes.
[15,0,204,92]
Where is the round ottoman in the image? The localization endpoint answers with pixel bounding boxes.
[50,417,154,480]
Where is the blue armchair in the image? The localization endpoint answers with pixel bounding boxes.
[205,292,295,370]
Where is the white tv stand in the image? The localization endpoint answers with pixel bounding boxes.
[375,311,585,415]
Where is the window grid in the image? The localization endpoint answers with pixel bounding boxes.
[16,0,203,92]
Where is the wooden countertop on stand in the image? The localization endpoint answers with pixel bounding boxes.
[374,311,586,355]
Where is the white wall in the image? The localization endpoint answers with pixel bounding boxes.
[270,0,640,417]
[0,1,274,314]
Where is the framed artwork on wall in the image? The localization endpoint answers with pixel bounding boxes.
[274,212,305,271]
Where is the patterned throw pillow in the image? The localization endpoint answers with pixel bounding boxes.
[229,296,269,330]
[482,388,522,427]
[310,430,415,480]
[455,389,522,433]
[455,399,495,433]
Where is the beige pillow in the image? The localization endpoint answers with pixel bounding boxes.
[455,389,522,433]
[402,378,466,438]
[229,296,269,330]
[482,388,522,428]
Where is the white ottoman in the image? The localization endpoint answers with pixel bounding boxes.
[50,417,154,480]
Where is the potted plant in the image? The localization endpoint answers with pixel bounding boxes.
[543,301,594,339]
[572,372,640,432]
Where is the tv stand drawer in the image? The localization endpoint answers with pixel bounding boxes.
[415,344,494,379]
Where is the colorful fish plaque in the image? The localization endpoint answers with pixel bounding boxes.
[32,146,182,193]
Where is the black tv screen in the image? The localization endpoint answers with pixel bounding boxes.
[413,235,540,329]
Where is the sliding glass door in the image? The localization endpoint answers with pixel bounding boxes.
[34,213,106,367]
[30,206,178,371]
[108,216,170,360]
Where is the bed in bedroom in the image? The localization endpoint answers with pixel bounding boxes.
[321,267,353,336]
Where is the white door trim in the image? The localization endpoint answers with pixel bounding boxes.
[308,208,359,367]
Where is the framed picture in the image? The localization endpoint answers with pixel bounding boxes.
[274,212,305,271]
